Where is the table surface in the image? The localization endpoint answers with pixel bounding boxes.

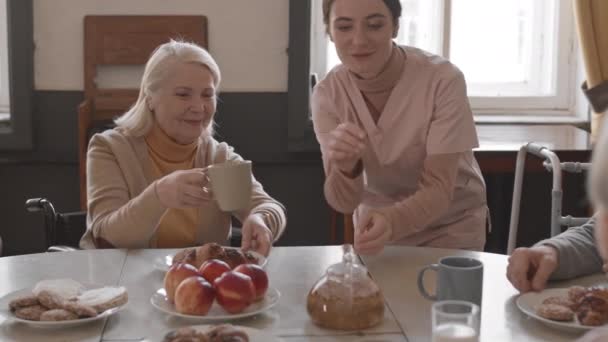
[1,246,605,342]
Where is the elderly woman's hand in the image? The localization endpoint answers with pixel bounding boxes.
[326,123,367,176]
[155,169,213,208]
[354,210,392,255]
[241,213,273,257]
[506,246,558,293]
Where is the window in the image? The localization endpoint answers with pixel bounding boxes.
[310,0,579,117]
[0,0,34,149]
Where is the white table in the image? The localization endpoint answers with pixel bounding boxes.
[0,249,127,342]
[0,246,604,341]
[102,247,402,341]
[362,246,605,342]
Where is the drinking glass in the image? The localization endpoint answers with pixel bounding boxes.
[432,300,480,342]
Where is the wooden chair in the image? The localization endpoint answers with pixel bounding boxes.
[78,15,208,209]
[329,209,354,244]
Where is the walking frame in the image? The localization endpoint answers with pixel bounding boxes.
[507,142,592,255]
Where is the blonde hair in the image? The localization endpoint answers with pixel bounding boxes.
[114,40,221,137]
[589,118,608,209]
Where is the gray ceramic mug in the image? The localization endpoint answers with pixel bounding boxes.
[417,256,483,307]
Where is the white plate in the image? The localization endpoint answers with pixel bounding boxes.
[153,247,267,272]
[516,288,597,333]
[150,287,280,321]
[164,324,282,342]
[0,285,127,328]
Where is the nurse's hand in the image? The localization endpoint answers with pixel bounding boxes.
[506,246,558,293]
[354,210,392,255]
[327,123,367,175]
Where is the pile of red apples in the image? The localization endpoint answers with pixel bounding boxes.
[164,259,269,316]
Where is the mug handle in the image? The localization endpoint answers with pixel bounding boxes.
[417,264,439,301]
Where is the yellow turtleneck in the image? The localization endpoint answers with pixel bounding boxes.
[145,124,199,247]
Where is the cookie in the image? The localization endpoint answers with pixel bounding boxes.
[542,296,575,309]
[37,290,67,309]
[14,305,47,321]
[40,309,78,321]
[8,295,39,311]
[568,286,588,303]
[63,300,97,317]
[536,303,574,321]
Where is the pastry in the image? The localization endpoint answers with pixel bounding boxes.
[206,324,250,341]
[32,279,83,299]
[568,286,587,303]
[172,243,258,269]
[536,303,574,321]
[37,290,67,310]
[163,324,249,342]
[63,300,98,317]
[577,308,608,326]
[223,248,248,269]
[542,296,575,309]
[75,286,128,313]
[40,309,78,321]
[8,295,39,311]
[14,305,47,321]
[172,248,198,267]
[194,243,227,268]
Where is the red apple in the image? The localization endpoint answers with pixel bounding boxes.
[164,263,201,302]
[214,271,256,314]
[199,259,232,284]
[174,276,215,315]
[234,264,269,301]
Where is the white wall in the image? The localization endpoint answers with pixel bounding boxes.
[33,0,289,92]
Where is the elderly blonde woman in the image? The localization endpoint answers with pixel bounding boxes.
[79,40,286,256]
[506,121,608,293]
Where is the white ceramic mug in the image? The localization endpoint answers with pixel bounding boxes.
[206,160,252,211]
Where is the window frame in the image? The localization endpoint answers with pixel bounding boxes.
[309,0,581,117]
[463,0,578,115]
[287,0,319,152]
[0,0,34,150]
[0,0,9,113]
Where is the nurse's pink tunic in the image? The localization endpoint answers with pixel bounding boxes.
[312,46,487,250]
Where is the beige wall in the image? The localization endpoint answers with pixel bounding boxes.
[33,0,289,92]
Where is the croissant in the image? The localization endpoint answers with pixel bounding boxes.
[172,243,258,269]
[575,291,608,326]
[163,324,249,342]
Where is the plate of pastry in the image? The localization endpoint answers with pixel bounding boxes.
[150,287,280,321]
[163,323,282,342]
[516,285,608,333]
[0,278,128,328]
[153,243,267,272]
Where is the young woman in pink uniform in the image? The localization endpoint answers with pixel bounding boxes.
[311,0,488,254]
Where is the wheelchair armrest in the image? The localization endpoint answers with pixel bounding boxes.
[47,245,80,253]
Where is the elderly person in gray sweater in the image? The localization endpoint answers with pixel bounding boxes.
[506,218,601,292]
[507,120,608,293]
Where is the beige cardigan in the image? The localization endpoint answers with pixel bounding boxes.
[80,128,286,249]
